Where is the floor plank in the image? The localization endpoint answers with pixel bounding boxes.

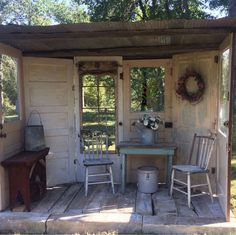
[66,184,99,214]
[173,191,197,217]
[5,182,224,223]
[49,183,83,214]
[31,185,68,213]
[192,195,225,218]
[82,185,108,213]
[117,184,136,213]
[99,185,120,212]
[136,192,152,215]
[152,189,177,216]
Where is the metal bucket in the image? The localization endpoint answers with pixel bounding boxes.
[137,166,158,193]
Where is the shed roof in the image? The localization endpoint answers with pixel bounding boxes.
[0,18,236,59]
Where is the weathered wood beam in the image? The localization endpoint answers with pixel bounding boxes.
[0,28,230,40]
[23,43,219,58]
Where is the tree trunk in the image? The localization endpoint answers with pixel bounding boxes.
[229,0,236,17]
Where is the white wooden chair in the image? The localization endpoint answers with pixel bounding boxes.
[170,133,216,208]
[81,130,115,196]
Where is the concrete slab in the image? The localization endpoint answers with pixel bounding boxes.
[143,215,236,234]
[0,212,49,234]
[47,212,142,234]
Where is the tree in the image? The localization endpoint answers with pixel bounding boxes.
[0,0,88,26]
[77,0,213,22]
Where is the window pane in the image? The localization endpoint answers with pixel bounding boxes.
[1,54,20,122]
[130,67,165,112]
[81,74,116,152]
[83,86,98,108]
[219,49,230,135]
[99,86,115,108]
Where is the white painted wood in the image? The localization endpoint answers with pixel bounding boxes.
[216,35,232,220]
[74,56,123,183]
[122,59,172,183]
[172,50,223,214]
[23,57,75,186]
[0,44,25,211]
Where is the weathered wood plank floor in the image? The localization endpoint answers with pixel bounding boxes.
[9,183,225,220]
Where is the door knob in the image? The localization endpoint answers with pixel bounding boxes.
[223,120,229,128]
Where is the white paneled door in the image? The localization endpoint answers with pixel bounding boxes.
[217,39,232,220]
[24,58,75,186]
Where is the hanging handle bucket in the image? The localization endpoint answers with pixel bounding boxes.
[25,110,46,151]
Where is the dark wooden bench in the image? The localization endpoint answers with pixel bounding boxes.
[1,148,49,211]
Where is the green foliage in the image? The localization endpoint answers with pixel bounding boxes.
[81,74,116,146]
[231,158,236,216]
[49,0,89,24]
[1,55,18,119]
[0,0,88,25]
[77,0,214,22]
[130,67,165,112]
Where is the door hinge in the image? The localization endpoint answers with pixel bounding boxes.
[120,72,123,80]
[72,85,75,91]
[227,143,231,153]
[214,55,219,64]
[170,67,173,76]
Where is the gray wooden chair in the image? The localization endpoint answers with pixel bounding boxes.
[170,133,216,208]
[81,130,115,196]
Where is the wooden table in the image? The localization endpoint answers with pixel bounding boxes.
[1,148,49,211]
[117,142,177,193]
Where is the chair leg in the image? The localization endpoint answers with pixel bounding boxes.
[170,169,175,197]
[85,167,88,197]
[187,173,191,208]
[206,173,213,203]
[109,165,115,194]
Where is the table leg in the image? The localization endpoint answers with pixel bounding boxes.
[20,169,31,211]
[121,153,126,193]
[166,155,173,191]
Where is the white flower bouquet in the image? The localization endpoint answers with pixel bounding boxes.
[136,114,162,130]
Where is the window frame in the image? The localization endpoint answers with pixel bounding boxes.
[218,47,231,137]
[79,72,118,154]
[0,43,23,128]
[124,59,172,116]
[129,66,166,113]
[122,59,172,142]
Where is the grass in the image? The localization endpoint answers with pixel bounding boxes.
[231,158,236,216]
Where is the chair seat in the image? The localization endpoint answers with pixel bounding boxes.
[83,158,114,166]
[173,164,208,173]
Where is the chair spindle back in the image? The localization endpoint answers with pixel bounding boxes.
[188,134,216,170]
[81,131,109,160]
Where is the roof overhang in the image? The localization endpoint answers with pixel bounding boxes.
[0,18,236,59]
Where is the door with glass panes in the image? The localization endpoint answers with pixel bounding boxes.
[122,60,172,182]
[76,60,122,182]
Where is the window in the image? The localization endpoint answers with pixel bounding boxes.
[219,49,230,135]
[130,67,165,112]
[81,74,116,152]
[0,54,20,123]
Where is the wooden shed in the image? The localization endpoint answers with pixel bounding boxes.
[0,18,235,221]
